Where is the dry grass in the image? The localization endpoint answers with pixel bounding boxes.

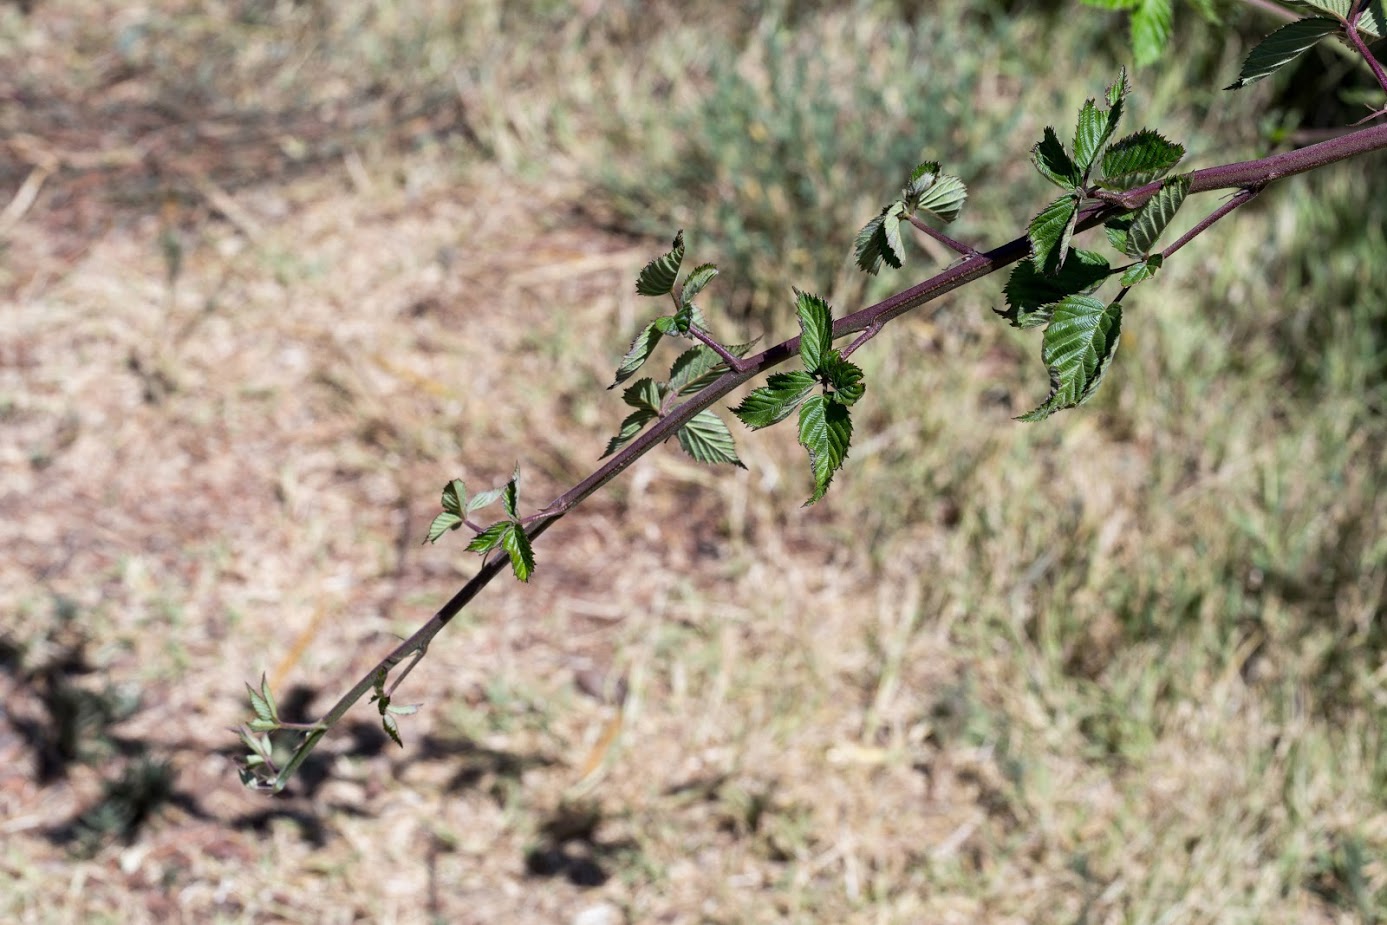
[2,1,1386,923]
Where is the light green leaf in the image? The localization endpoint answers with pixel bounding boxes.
[1020,295,1123,422]
[854,202,906,275]
[247,679,274,725]
[795,291,834,374]
[426,510,464,543]
[466,485,504,514]
[998,248,1112,329]
[798,394,852,505]
[680,263,718,307]
[440,479,466,515]
[821,352,865,406]
[466,521,509,555]
[601,408,657,458]
[914,174,968,223]
[612,322,663,388]
[1130,0,1173,66]
[1226,17,1342,89]
[733,371,817,429]
[1282,0,1384,38]
[1125,173,1190,257]
[1121,253,1164,286]
[501,523,535,582]
[1029,194,1080,275]
[636,230,685,296]
[382,712,403,747]
[1032,127,1080,189]
[1099,129,1185,190]
[621,377,663,413]
[903,161,942,203]
[677,409,744,467]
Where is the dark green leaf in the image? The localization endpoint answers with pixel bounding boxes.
[502,465,520,520]
[636,230,685,296]
[854,202,906,275]
[440,478,466,515]
[466,521,509,554]
[654,315,682,335]
[601,408,657,458]
[732,371,817,429]
[1226,17,1341,89]
[795,291,834,374]
[611,322,662,388]
[821,352,866,406]
[621,377,663,412]
[798,394,852,505]
[680,263,718,307]
[1104,213,1134,253]
[1032,127,1080,189]
[1019,295,1123,422]
[1281,1,1383,38]
[1120,253,1163,286]
[426,510,464,544]
[998,248,1112,328]
[1098,130,1185,190]
[1072,97,1118,182]
[1029,195,1080,275]
[501,523,535,582]
[1125,173,1190,257]
[677,409,744,467]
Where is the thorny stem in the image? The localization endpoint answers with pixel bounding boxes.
[906,213,985,259]
[690,326,749,372]
[250,119,1387,794]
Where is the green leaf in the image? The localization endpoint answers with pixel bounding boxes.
[854,202,906,275]
[821,352,866,406]
[502,465,520,520]
[1029,194,1080,274]
[601,408,657,458]
[1098,130,1185,190]
[913,174,968,223]
[247,679,274,725]
[636,230,685,296]
[466,521,509,555]
[1072,94,1120,182]
[733,371,817,429]
[612,322,663,388]
[1282,1,1384,39]
[501,523,535,582]
[1032,127,1080,189]
[467,485,504,514]
[382,712,403,747]
[795,291,834,374]
[621,377,663,413]
[654,314,682,335]
[440,479,466,515]
[677,409,744,467]
[1120,253,1164,286]
[998,248,1112,328]
[668,343,754,396]
[1226,17,1342,89]
[680,263,718,307]
[798,394,852,505]
[1124,173,1190,257]
[426,510,464,543]
[903,161,942,203]
[1130,0,1173,66]
[1019,295,1123,422]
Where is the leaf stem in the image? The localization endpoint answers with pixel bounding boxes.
[1160,186,1261,261]
[905,213,984,259]
[690,326,750,372]
[1345,1,1387,96]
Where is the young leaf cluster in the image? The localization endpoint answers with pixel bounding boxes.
[1007,69,1192,420]
[606,233,749,467]
[369,667,421,748]
[1228,1,1386,89]
[733,291,864,504]
[854,161,969,275]
[426,466,535,582]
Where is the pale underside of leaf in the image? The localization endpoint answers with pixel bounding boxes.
[1227,17,1342,89]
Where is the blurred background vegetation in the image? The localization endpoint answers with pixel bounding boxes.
[2,0,1385,922]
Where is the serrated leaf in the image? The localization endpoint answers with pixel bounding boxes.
[467,485,504,514]
[1029,194,1080,274]
[914,173,968,223]
[798,394,852,505]
[1125,173,1190,257]
[654,315,681,335]
[1098,130,1185,190]
[1282,0,1384,38]
[1032,127,1080,189]
[669,343,754,396]
[602,408,657,458]
[998,248,1112,328]
[733,371,817,429]
[679,263,718,308]
[621,377,663,412]
[1072,98,1116,181]
[1226,17,1342,89]
[1121,253,1164,286]
[905,160,942,195]
[854,202,906,275]
[636,230,685,296]
[500,523,535,581]
[426,510,464,543]
[247,717,278,733]
[440,478,466,516]
[795,291,834,373]
[502,466,520,520]
[247,680,274,724]
[1019,295,1123,422]
[821,352,866,406]
[1130,0,1173,66]
[466,521,509,554]
[677,409,744,467]
[382,712,403,747]
[612,322,662,388]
